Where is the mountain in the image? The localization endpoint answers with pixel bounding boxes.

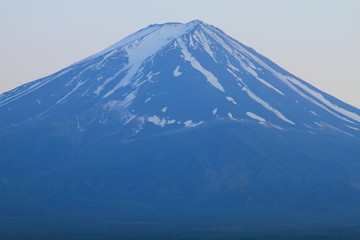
[1,20,360,238]
[1,20,359,136]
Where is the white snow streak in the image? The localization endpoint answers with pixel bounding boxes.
[227,69,246,86]
[287,77,360,122]
[202,26,233,53]
[216,29,360,124]
[103,66,138,98]
[276,75,355,123]
[120,91,137,109]
[56,81,85,104]
[192,30,217,62]
[75,117,85,132]
[238,59,284,95]
[310,111,318,116]
[227,60,240,72]
[178,38,225,92]
[246,112,266,122]
[96,49,118,69]
[242,87,295,125]
[346,125,360,131]
[123,114,137,125]
[94,67,127,95]
[203,26,284,96]
[0,68,72,107]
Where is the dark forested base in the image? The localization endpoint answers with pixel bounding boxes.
[1,214,360,240]
[1,121,360,239]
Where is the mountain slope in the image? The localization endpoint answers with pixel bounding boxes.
[1,20,360,237]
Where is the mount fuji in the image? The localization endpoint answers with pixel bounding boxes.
[1,20,360,238]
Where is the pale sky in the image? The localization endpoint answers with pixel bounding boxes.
[1,0,359,107]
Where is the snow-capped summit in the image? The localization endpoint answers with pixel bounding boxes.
[0,20,359,138]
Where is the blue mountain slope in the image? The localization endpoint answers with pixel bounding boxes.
[0,20,360,238]
[0,20,359,138]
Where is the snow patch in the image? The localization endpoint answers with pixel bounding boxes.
[148,115,167,127]
[184,120,204,128]
[228,112,235,119]
[167,119,176,124]
[173,66,182,77]
[226,96,237,105]
[147,115,176,127]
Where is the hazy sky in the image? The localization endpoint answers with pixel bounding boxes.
[1,0,359,107]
